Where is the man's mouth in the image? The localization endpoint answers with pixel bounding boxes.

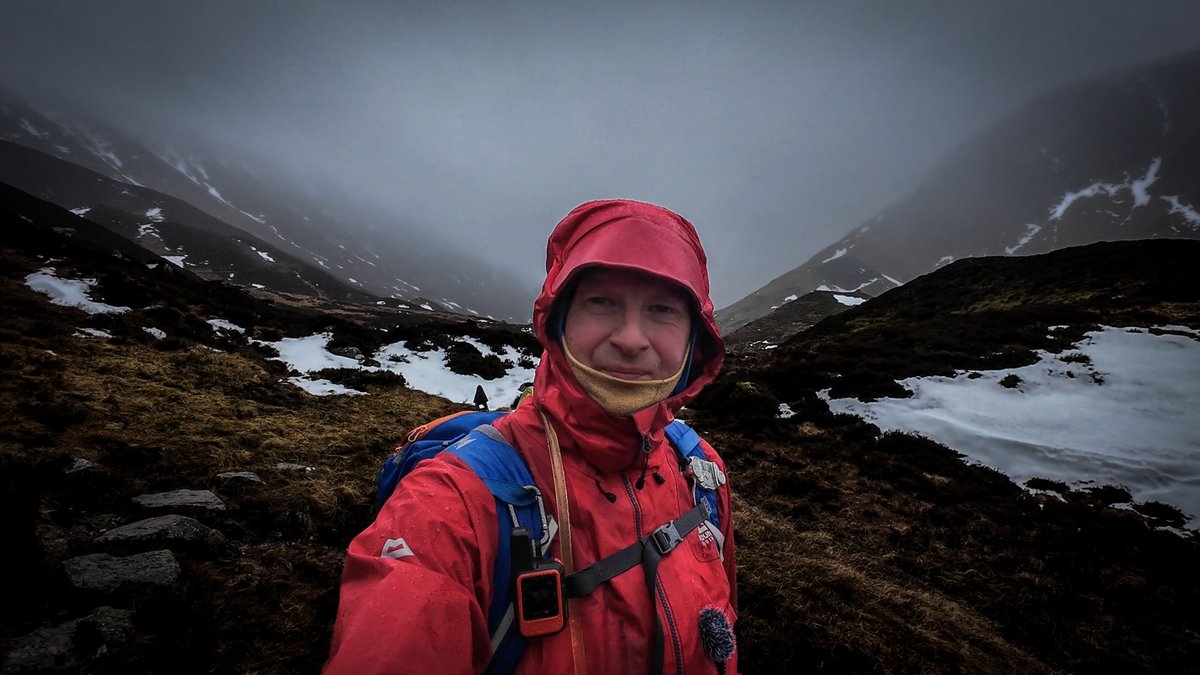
[600,367,653,381]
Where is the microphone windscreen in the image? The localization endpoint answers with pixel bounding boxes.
[698,606,736,673]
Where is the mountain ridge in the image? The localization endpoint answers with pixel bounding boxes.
[717,47,1200,333]
[1,89,535,320]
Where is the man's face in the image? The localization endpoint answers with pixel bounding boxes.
[563,267,693,381]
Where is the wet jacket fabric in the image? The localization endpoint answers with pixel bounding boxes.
[324,200,736,674]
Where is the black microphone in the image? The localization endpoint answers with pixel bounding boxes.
[698,606,736,674]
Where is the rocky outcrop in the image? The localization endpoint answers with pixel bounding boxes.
[1,464,264,673]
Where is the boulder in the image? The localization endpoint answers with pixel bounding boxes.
[133,489,226,511]
[63,550,180,593]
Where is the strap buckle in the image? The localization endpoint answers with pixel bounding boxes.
[651,521,684,555]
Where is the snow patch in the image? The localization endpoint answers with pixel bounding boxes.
[821,248,848,264]
[1160,196,1200,229]
[257,333,361,373]
[207,319,247,334]
[1005,223,1043,255]
[288,377,367,397]
[771,293,799,310]
[164,255,187,268]
[70,207,91,216]
[19,118,48,139]
[24,268,131,314]
[374,336,537,405]
[1130,157,1161,207]
[145,207,164,222]
[1049,158,1161,220]
[833,294,866,307]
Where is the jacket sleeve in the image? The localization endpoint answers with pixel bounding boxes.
[323,457,500,675]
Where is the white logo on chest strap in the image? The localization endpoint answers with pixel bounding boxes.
[382,537,414,559]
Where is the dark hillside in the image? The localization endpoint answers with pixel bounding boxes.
[724,290,869,352]
[691,238,1200,673]
[2,180,1197,673]
[761,239,1200,402]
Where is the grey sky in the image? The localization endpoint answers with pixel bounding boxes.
[3,1,1199,308]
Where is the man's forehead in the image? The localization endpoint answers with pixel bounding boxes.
[575,266,690,298]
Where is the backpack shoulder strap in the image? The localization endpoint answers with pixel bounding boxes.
[446,424,540,675]
[447,425,539,508]
[665,420,724,534]
[376,410,507,509]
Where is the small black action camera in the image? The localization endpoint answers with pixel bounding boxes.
[511,527,566,638]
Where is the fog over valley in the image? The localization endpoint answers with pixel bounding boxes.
[4,0,1200,310]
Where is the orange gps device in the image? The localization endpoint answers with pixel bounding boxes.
[515,565,566,637]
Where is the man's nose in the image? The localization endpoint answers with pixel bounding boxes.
[608,308,650,354]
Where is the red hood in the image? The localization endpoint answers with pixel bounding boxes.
[528,199,724,473]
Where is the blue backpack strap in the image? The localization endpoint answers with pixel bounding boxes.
[376,410,507,509]
[665,420,722,535]
[446,424,542,675]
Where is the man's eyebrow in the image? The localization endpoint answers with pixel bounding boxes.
[646,290,690,305]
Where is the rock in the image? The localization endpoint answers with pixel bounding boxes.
[64,458,94,474]
[96,514,226,547]
[2,606,132,673]
[63,550,180,593]
[328,345,364,361]
[274,462,315,472]
[216,471,264,485]
[133,489,226,511]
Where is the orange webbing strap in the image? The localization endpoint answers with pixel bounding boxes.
[401,409,476,445]
[540,411,588,675]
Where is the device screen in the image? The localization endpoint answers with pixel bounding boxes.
[520,573,561,620]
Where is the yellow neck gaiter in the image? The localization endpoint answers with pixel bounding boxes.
[563,341,689,416]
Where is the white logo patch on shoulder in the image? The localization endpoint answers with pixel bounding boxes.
[382,537,414,559]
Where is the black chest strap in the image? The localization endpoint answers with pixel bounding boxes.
[560,498,713,675]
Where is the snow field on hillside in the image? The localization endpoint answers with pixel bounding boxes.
[255,331,537,406]
[822,326,1200,526]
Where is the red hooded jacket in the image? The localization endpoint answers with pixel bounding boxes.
[325,200,736,674]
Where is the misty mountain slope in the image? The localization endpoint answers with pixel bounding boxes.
[0,141,374,300]
[723,289,869,351]
[0,90,534,319]
[718,47,1200,333]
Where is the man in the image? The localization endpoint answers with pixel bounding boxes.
[325,199,736,674]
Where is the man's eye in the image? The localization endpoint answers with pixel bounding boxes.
[649,304,679,314]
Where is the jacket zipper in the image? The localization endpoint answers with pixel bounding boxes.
[622,435,685,675]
